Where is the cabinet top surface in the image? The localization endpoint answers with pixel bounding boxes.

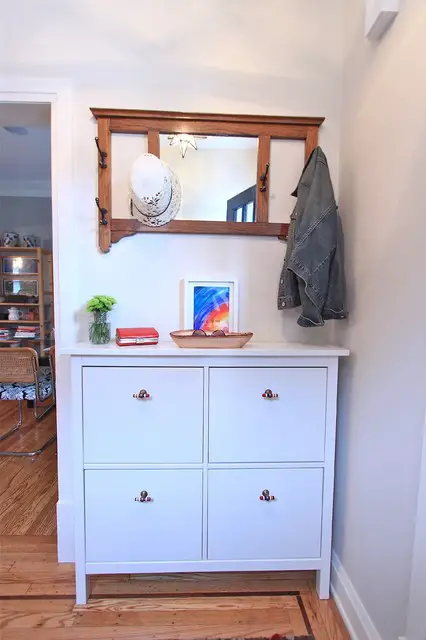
[60,341,349,358]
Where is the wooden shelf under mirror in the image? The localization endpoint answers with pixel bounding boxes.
[91,108,325,253]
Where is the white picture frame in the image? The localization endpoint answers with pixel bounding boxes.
[365,0,399,39]
[181,279,239,332]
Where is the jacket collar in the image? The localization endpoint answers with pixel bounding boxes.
[291,146,327,197]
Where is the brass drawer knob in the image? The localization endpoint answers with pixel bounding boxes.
[133,389,150,399]
[262,389,279,399]
[135,490,152,503]
[260,489,275,502]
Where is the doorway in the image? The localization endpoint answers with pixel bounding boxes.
[0,102,57,534]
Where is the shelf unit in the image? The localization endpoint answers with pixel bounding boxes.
[0,247,54,353]
[0,302,36,306]
[0,320,47,324]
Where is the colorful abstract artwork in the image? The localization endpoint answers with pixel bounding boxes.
[193,285,230,332]
[183,280,238,332]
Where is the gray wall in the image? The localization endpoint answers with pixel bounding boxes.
[0,196,52,250]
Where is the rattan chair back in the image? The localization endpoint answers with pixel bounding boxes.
[0,347,39,384]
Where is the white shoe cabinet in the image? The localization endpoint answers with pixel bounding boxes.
[66,342,348,604]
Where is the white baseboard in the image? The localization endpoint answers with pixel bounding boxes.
[56,500,74,562]
[331,551,382,640]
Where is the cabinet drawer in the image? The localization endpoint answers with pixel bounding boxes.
[207,468,323,560]
[209,367,327,462]
[83,367,203,463]
[85,469,203,563]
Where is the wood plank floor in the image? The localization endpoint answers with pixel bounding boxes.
[0,538,350,639]
[0,401,350,639]
[0,401,57,535]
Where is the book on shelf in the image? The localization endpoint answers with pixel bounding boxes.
[16,326,39,332]
[14,326,40,339]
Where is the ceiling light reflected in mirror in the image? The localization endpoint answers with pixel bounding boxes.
[160,134,258,222]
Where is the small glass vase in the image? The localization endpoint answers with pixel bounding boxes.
[89,311,111,345]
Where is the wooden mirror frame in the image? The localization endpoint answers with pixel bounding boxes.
[91,108,324,253]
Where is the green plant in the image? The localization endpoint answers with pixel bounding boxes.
[86,295,117,314]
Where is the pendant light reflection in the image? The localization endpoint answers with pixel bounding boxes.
[167,134,199,158]
[12,257,24,273]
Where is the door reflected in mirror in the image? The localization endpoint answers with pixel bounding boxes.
[160,135,258,222]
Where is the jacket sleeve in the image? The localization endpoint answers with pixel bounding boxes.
[277,210,301,310]
[322,215,348,320]
[286,156,337,327]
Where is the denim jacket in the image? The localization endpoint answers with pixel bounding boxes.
[277,147,348,327]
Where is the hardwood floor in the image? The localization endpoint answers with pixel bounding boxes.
[0,536,350,639]
[0,401,57,535]
[0,402,350,639]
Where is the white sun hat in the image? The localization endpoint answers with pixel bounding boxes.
[129,153,182,226]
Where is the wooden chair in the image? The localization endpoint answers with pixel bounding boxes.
[0,347,56,457]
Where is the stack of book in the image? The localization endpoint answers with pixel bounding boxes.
[14,326,40,340]
[0,328,12,342]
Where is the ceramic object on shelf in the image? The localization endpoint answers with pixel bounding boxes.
[3,232,19,247]
[23,234,38,247]
[170,330,253,349]
[8,307,23,321]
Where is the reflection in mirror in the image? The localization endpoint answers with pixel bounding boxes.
[268,139,305,224]
[111,133,148,219]
[160,135,258,222]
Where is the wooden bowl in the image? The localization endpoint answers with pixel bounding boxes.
[170,330,253,349]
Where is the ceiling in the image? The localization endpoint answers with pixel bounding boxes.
[0,103,51,197]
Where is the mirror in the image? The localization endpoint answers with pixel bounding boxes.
[268,139,306,224]
[111,133,148,219]
[91,107,324,252]
[160,134,258,222]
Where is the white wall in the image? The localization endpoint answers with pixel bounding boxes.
[0,0,344,558]
[0,196,52,249]
[1,0,344,343]
[334,1,426,638]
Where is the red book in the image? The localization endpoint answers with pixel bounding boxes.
[116,327,159,346]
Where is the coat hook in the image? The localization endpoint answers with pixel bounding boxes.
[95,198,108,225]
[95,137,108,169]
[260,162,270,192]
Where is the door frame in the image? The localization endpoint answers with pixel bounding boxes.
[0,77,74,559]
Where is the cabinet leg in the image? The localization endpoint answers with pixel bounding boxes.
[75,572,90,605]
[316,567,331,599]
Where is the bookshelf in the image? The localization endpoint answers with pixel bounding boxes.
[0,247,54,354]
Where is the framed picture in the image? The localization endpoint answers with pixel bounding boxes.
[3,279,39,298]
[3,257,38,275]
[183,279,238,332]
